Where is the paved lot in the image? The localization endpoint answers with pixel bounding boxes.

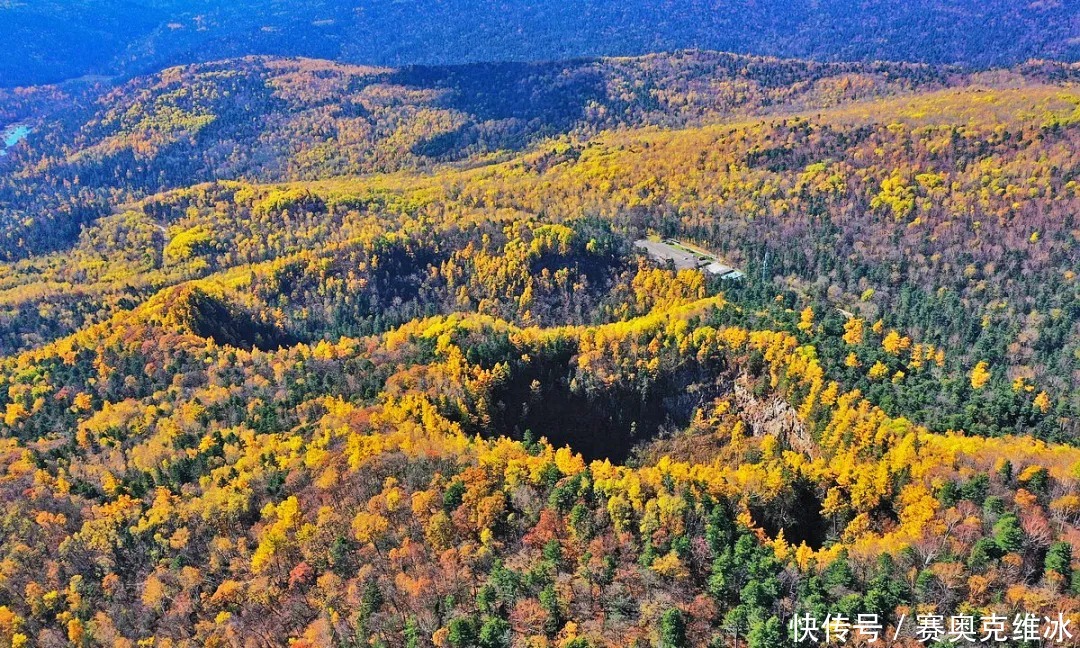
[634,238,739,277]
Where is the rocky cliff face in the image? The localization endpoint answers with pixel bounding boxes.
[733,380,814,456]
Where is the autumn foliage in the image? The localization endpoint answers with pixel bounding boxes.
[0,51,1078,647]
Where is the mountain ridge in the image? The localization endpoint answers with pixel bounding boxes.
[2,0,1079,88]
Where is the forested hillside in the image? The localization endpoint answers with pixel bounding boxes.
[0,53,959,260]
[1,51,1080,646]
[2,0,1079,87]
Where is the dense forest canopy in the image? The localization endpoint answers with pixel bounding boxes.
[1,44,1080,647]
[2,0,1079,87]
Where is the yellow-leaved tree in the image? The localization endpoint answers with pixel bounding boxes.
[970,361,992,390]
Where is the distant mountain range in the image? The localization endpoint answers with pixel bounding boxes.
[3,0,1079,87]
